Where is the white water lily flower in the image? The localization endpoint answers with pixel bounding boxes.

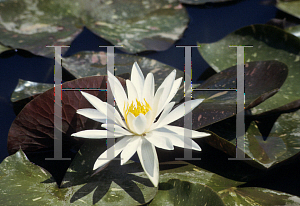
[72,62,210,187]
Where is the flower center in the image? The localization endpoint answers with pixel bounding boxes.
[124,98,152,125]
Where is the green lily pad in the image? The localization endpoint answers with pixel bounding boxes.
[149,179,226,205]
[0,0,188,56]
[0,0,82,57]
[0,147,156,205]
[180,0,235,5]
[61,140,157,205]
[276,0,300,19]
[172,60,288,130]
[0,42,11,55]
[244,119,300,168]
[62,51,185,103]
[148,161,300,205]
[203,109,300,169]
[198,24,300,115]
[10,79,54,115]
[285,25,300,38]
[0,149,71,205]
[11,79,53,103]
[85,0,189,53]
[219,187,300,206]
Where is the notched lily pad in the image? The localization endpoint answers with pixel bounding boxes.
[276,0,300,19]
[149,161,300,205]
[198,24,300,115]
[249,108,300,168]
[7,75,125,155]
[172,60,288,130]
[62,51,185,103]
[61,140,157,205]
[203,108,300,169]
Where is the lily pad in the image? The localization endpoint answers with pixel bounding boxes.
[148,161,300,205]
[203,107,300,169]
[11,79,53,103]
[0,148,156,205]
[0,149,70,205]
[60,140,157,205]
[172,60,288,130]
[11,79,54,115]
[0,42,11,55]
[85,0,189,53]
[180,0,235,5]
[0,0,82,57]
[10,72,127,115]
[276,0,300,19]
[7,75,125,155]
[62,51,185,103]
[285,24,300,38]
[150,179,226,205]
[0,0,188,56]
[244,119,300,168]
[198,24,300,115]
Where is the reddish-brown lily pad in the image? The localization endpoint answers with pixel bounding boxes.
[7,75,125,155]
[172,60,288,130]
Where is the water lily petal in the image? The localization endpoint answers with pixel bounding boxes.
[78,94,128,129]
[120,136,141,165]
[145,131,174,150]
[155,70,176,117]
[152,128,201,151]
[137,138,159,187]
[164,77,183,107]
[145,110,153,132]
[150,102,175,131]
[105,103,129,130]
[107,71,128,117]
[163,125,211,138]
[131,62,144,101]
[114,112,129,131]
[154,129,201,151]
[80,91,107,115]
[126,79,138,104]
[101,124,133,136]
[93,136,131,171]
[171,135,201,151]
[142,72,155,106]
[156,99,204,128]
[126,112,135,132]
[132,114,147,135]
[71,130,124,138]
[77,108,107,123]
[151,87,164,123]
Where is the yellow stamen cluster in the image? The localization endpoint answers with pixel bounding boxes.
[124,98,152,125]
